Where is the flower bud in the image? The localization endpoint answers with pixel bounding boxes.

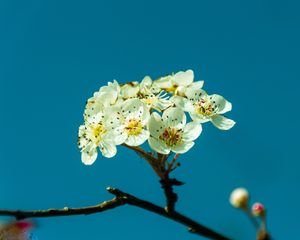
[229,188,249,208]
[252,202,265,217]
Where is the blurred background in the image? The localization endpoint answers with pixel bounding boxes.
[0,0,299,239]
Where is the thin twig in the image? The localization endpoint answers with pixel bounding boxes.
[167,153,180,173]
[257,216,271,240]
[242,208,259,229]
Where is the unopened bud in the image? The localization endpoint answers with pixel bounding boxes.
[252,202,265,217]
[229,188,249,208]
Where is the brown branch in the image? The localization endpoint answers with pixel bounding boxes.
[0,187,231,240]
[159,153,183,212]
[160,175,184,212]
[107,187,231,240]
[0,198,124,219]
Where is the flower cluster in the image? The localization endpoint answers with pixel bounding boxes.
[78,70,235,165]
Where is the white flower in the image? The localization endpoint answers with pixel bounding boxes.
[148,107,202,154]
[78,112,118,165]
[84,80,120,120]
[172,88,235,130]
[139,76,173,111]
[229,188,249,208]
[105,98,150,146]
[152,70,204,96]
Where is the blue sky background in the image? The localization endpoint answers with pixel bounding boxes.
[0,0,299,239]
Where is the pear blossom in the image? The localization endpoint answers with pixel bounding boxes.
[148,107,202,154]
[153,70,204,96]
[78,111,118,165]
[172,88,235,130]
[84,80,120,119]
[105,98,150,146]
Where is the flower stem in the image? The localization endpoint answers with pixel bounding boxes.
[242,207,260,229]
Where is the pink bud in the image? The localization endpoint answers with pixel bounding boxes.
[252,202,265,216]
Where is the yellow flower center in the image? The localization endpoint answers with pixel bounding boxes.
[125,119,143,136]
[145,98,153,105]
[92,123,106,145]
[159,127,182,147]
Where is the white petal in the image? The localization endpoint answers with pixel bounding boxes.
[81,144,98,165]
[85,112,104,125]
[175,86,187,96]
[210,94,232,114]
[211,114,236,130]
[190,80,204,89]
[122,98,146,120]
[125,129,150,146]
[189,112,210,123]
[185,88,207,101]
[171,141,194,154]
[172,70,194,87]
[183,122,202,142]
[152,98,173,111]
[96,81,120,106]
[104,108,123,129]
[100,80,120,96]
[108,80,121,94]
[140,105,150,125]
[78,125,89,148]
[152,76,172,89]
[97,91,117,106]
[162,107,186,129]
[171,96,194,112]
[84,101,105,121]
[140,76,152,88]
[99,140,117,158]
[121,82,139,99]
[148,112,164,138]
[148,137,170,154]
[105,127,127,145]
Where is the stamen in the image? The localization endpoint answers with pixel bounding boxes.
[159,127,182,147]
[125,119,143,136]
